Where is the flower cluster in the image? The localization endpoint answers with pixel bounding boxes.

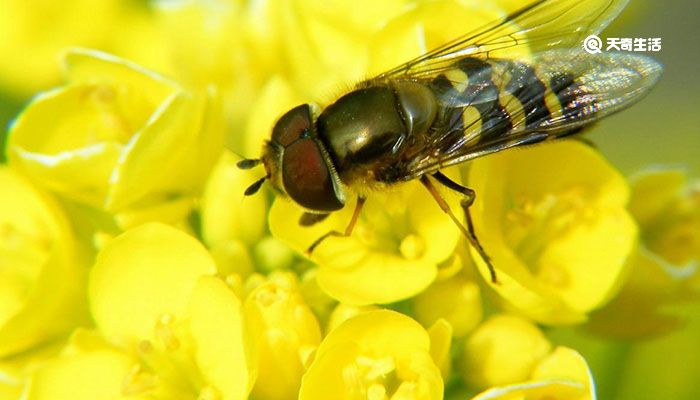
[0,1,697,400]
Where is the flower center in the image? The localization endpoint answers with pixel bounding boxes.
[504,187,592,279]
[356,189,424,257]
[645,188,700,267]
[122,314,208,399]
[399,234,426,260]
[345,355,402,399]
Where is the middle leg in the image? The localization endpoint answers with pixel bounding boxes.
[421,173,498,284]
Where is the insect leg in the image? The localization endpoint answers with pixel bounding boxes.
[306,196,366,255]
[421,173,498,284]
[299,212,331,227]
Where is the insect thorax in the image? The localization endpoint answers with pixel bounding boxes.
[315,80,438,185]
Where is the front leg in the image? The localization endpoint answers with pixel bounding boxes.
[306,196,366,254]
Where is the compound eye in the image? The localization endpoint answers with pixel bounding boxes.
[282,138,344,211]
[272,104,313,147]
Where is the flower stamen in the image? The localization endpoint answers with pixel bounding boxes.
[122,364,157,396]
[155,313,180,352]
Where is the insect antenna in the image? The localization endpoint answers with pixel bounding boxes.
[244,175,268,196]
[237,158,262,169]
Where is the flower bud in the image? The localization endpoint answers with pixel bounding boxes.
[461,314,551,389]
[413,272,482,337]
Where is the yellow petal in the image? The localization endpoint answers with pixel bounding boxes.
[428,319,453,379]
[300,310,442,400]
[532,347,594,392]
[64,48,177,107]
[0,167,88,357]
[369,1,506,75]
[628,168,687,228]
[107,88,223,215]
[89,223,216,344]
[114,196,195,231]
[472,380,586,400]
[26,347,139,400]
[326,303,379,334]
[316,309,429,360]
[317,251,438,305]
[8,85,127,207]
[202,151,268,248]
[187,276,256,400]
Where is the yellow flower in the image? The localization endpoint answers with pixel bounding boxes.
[472,346,595,400]
[468,141,637,324]
[0,166,88,357]
[270,177,462,305]
[25,223,256,399]
[244,272,322,400]
[588,168,700,337]
[299,310,443,400]
[7,49,223,231]
[629,168,699,268]
[461,314,552,390]
[461,315,595,399]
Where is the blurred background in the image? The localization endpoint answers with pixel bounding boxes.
[0,0,698,399]
[593,0,700,176]
[584,4,700,397]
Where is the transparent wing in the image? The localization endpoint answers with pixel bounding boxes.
[401,50,663,178]
[373,0,629,81]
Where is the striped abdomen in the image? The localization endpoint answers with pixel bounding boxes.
[426,56,588,152]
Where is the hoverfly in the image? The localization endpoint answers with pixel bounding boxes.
[238,0,662,283]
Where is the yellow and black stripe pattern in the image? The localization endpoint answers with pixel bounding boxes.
[427,56,587,152]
